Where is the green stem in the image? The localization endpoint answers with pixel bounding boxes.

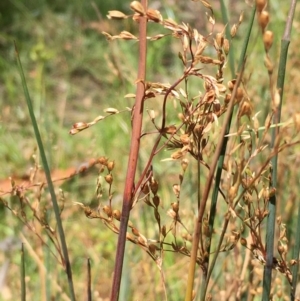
[262,0,297,299]
[200,4,256,300]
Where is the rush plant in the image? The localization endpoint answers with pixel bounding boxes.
[2,0,299,300]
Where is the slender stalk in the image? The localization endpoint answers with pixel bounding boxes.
[15,44,76,301]
[262,1,297,300]
[219,0,235,77]
[185,63,245,301]
[291,200,300,300]
[200,4,256,300]
[109,1,148,300]
[87,258,92,301]
[21,243,26,301]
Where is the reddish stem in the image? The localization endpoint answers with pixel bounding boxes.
[109,1,148,300]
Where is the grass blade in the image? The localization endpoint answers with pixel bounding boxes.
[14,43,76,301]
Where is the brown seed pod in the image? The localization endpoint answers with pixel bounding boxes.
[98,156,108,165]
[235,87,244,103]
[153,195,160,207]
[161,225,167,237]
[103,205,112,217]
[130,1,145,15]
[224,93,232,104]
[132,227,140,236]
[263,30,273,52]
[216,32,224,48]
[150,178,159,195]
[223,38,230,55]
[105,174,113,184]
[113,209,121,221]
[107,161,115,172]
[227,79,236,91]
[172,202,179,213]
[256,0,267,13]
[240,237,247,247]
[230,24,238,38]
[258,11,269,31]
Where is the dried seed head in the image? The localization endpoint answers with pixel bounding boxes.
[178,113,187,122]
[104,107,119,114]
[171,150,184,160]
[141,183,150,194]
[161,225,167,237]
[256,0,267,13]
[258,11,269,31]
[230,24,238,38]
[126,232,134,241]
[172,202,179,213]
[263,30,273,52]
[180,134,190,145]
[181,158,189,172]
[239,100,253,118]
[172,184,180,198]
[146,9,162,23]
[223,38,230,55]
[227,80,236,91]
[225,93,232,104]
[107,10,128,20]
[130,1,145,15]
[276,290,283,298]
[105,174,113,184]
[113,209,121,220]
[293,113,300,131]
[70,121,89,133]
[216,32,224,48]
[103,205,112,217]
[107,161,115,172]
[150,178,159,195]
[235,87,244,103]
[238,11,244,25]
[240,237,247,246]
[228,186,238,202]
[98,156,108,165]
[153,195,160,207]
[262,187,270,200]
[148,244,157,255]
[132,227,140,236]
[183,34,189,52]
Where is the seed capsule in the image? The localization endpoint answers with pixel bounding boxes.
[105,174,113,184]
[263,30,273,52]
[256,0,267,13]
[107,161,115,172]
[258,11,269,31]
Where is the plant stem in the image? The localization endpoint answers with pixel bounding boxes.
[21,243,26,301]
[185,62,245,301]
[262,1,297,300]
[200,5,256,300]
[109,1,148,300]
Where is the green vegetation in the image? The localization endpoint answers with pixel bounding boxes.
[0,0,300,300]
